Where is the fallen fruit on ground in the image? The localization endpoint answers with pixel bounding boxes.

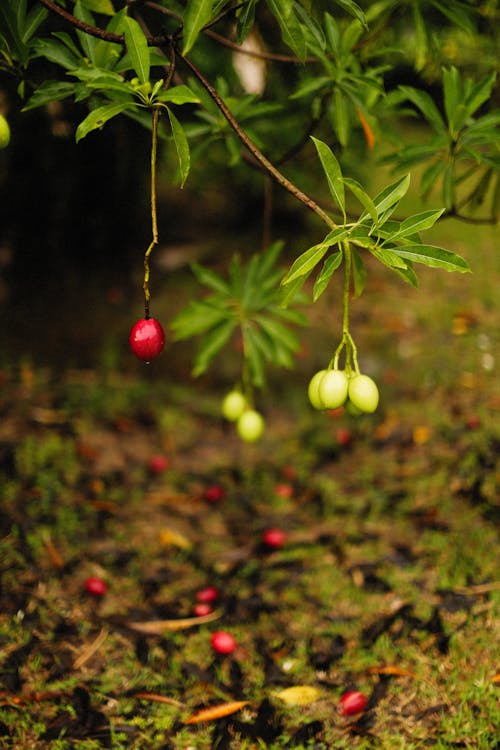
[210,631,236,655]
[129,318,165,361]
[262,527,287,549]
[148,454,169,474]
[196,586,219,603]
[222,390,247,421]
[348,374,379,413]
[237,409,264,442]
[338,690,368,716]
[203,484,226,503]
[318,370,349,409]
[84,576,107,597]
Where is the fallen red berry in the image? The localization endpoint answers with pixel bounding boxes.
[210,631,236,655]
[338,690,367,716]
[262,528,286,549]
[193,602,212,617]
[84,576,107,597]
[204,484,226,503]
[336,427,353,447]
[196,586,219,603]
[148,454,170,474]
[274,483,294,499]
[129,318,165,361]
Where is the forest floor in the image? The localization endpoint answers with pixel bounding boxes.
[0,216,499,749]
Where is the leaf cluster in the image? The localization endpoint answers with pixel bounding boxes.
[282,138,470,303]
[171,242,306,385]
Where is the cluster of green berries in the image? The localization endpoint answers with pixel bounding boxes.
[308,368,379,414]
[221,390,264,442]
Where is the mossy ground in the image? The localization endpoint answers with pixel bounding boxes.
[0,214,499,749]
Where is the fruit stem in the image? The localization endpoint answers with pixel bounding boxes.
[331,242,359,374]
[143,106,160,319]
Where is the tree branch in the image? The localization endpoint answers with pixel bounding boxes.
[176,48,336,230]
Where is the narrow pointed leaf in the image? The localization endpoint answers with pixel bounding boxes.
[343,177,377,223]
[192,319,236,376]
[267,0,307,60]
[282,228,349,285]
[185,701,249,724]
[351,247,366,297]
[398,86,445,134]
[313,251,343,301]
[166,106,191,187]
[123,15,150,84]
[273,686,322,706]
[373,174,411,215]
[311,136,345,219]
[182,0,214,55]
[389,209,445,241]
[75,101,135,141]
[156,85,200,105]
[390,244,470,272]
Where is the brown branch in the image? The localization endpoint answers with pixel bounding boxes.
[39,0,168,46]
[176,47,336,230]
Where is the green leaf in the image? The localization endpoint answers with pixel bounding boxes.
[390,244,470,273]
[463,72,497,123]
[373,174,411,216]
[156,85,200,105]
[236,0,257,43]
[75,101,135,142]
[22,81,77,111]
[192,319,236,376]
[389,209,445,241]
[123,15,150,84]
[243,325,266,386]
[256,316,301,359]
[282,228,349,285]
[398,86,446,134]
[267,0,307,60]
[22,5,48,44]
[442,66,462,133]
[334,0,367,27]
[343,178,377,223]
[420,160,445,199]
[311,136,345,219]
[166,106,191,188]
[190,263,230,294]
[80,0,115,14]
[313,251,343,301]
[171,301,228,339]
[74,1,97,63]
[33,36,80,70]
[330,87,349,147]
[351,247,366,297]
[182,0,214,56]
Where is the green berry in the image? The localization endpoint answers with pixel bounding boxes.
[348,374,379,413]
[307,369,328,410]
[222,390,247,421]
[0,115,10,149]
[237,409,264,442]
[318,369,349,409]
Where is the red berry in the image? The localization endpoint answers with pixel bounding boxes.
[465,415,480,430]
[84,576,107,597]
[129,318,165,361]
[210,631,236,655]
[193,602,212,617]
[204,484,226,503]
[148,454,170,474]
[282,465,297,481]
[336,427,353,447]
[262,528,286,549]
[196,586,219,604]
[338,690,367,716]
[274,482,294,499]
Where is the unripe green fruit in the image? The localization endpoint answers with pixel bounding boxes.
[307,369,328,410]
[348,374,379,413]
[222,390,246,421]
[0,115,10,149]
[318,369,349,409]
[237,409,264,442]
